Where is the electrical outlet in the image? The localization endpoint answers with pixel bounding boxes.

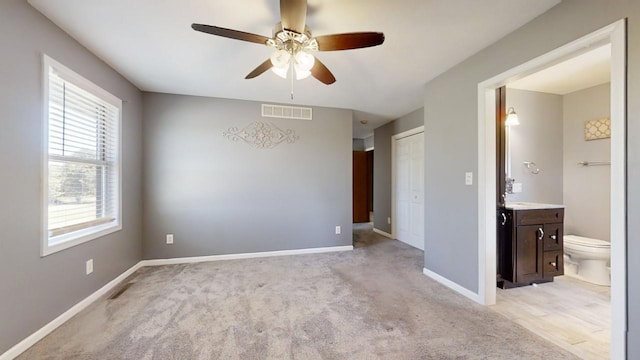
[166,234,174,244]
[86,259,93,275]
[387,217,391,224]
[465,172,473,185]
[335,226,341,235]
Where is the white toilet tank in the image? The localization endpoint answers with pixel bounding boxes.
[564,235,610,248]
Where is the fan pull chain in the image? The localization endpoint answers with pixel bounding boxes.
[290,61,294,100]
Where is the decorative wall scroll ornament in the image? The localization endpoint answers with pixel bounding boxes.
[223,121,299,149]
[585,117,611,141]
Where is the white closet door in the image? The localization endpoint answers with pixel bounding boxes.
[395,132,424,250]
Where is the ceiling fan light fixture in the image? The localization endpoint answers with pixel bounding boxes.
[271,65,289,79]
[294,50,315,72]
[294,67,311,80]
[270,49,291,68]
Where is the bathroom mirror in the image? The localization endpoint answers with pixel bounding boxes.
[496,86,507,206]
[504,107,519,194]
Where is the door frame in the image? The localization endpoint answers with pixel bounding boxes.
[477,20,626,358]
[391,126,425,241]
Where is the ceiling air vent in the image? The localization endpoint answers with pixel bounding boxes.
[262,104,312,120]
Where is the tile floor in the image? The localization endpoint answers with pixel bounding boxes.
[491,276,610,359]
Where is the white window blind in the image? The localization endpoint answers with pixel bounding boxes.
[43,56,121,254]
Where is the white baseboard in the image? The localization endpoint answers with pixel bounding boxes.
[0,244,353,360]
[373,228,394,239]
[423,267,481,303]
[0,262,143,360]
[141,245,353,266]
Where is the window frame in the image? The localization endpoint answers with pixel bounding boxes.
[41,55,123,256]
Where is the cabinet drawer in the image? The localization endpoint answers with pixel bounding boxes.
[543,251,564,278]
[544,223,563,251]
[515,209,564,226]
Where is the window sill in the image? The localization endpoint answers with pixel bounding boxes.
[41,222,122,257]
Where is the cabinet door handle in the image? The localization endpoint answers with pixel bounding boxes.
[550,234,557,240]
[500,213,507,226]
[550,261,557,267]
[537,227,544,240]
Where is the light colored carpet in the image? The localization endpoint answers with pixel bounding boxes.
[19,227,578,359]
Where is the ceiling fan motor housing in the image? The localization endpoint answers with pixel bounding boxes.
[269,22,318,53]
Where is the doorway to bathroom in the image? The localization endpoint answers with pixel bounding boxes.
[495,59,613,358]
[477,20,626,359]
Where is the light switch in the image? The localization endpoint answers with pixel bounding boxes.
[513,183,523,193]
[465,172,473,186]
[86,259,93,275]
[335,226,341,235]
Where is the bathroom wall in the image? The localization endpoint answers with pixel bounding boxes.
[563,83,611,241]
[506,89,564,204]
[505,84,611,240]
[373,108,423,234]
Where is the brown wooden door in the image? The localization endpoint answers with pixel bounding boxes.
[515,225,543,283]
[366,150,374,213]
[353,151,369,223]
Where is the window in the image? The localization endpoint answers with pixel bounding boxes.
[42,55,122,256]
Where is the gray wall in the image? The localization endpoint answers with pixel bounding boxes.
[422,0,639,353]
[373,108,423,234]
[142,93,352,259]
[363,135,374,150]
[563,83,611,241]
[352,138,365,151]
[506,89,563,204]
[0,0,143,354]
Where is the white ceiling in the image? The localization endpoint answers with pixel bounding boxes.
[508,44,611,95]
[28,0,560,138]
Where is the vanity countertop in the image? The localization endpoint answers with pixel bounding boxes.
[504,202,565,210]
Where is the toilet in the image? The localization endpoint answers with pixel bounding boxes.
[563,235,611,286]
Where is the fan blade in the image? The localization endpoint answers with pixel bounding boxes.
[192,23,270,45]
[311,58,336,85]
[280,0,307,33]
[316,32,385,51]
[245,59,273,79]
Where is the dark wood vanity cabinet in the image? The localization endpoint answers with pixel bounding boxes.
[498,208,564,289]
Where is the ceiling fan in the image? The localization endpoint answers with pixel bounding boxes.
[191,0,385,85]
